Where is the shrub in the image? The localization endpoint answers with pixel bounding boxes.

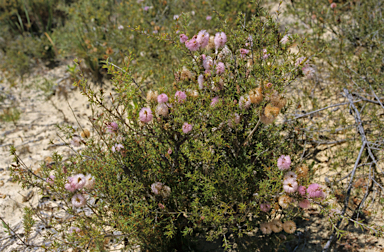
[10,6,328,252]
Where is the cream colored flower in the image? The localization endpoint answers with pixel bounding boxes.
[260,222,272,235]
[278,195,291,209]
[283,220,296,234]
[146,90,158,102]
[271,220,283,233]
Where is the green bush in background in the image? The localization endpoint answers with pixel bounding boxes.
[0,0,73,81]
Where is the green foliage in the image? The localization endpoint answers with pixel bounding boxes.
[22,207,36,240]
[0,106,20,123]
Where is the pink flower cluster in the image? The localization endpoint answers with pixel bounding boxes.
[106,122,118,133]
[175,91,187,103]
[262,49,269,60]
[277,155,291,170]
[182,30,227,52]
[278,155,325,209]
[112,143,124,153]
[214,32,227,49]
[139,107,153,123]
[295,57,315,78]
[307,183,325,199]
[65,174,86,192]
[157,93,168,103]
[182,123,193,134]
[65,174,95,208]
[210,96,220,107]
[260,203,271,212]
[283,177,298,194]
[240,48,249,58]
[46,175,55,185]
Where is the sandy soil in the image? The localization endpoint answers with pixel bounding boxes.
[0,61,97,251]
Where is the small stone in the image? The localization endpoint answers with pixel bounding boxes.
[0,181,4,187]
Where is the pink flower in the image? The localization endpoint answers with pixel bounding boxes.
[295,57,306,66]
[280,34,290,45]
[167,148,172,155]
[215,62,225,74]
[198,74,204,89]
[72,174,86,190]
[65,177,76,192]
[185,36,200,51]
[240,48,249,58]
[182,123,193,133]
[173,15,179,20]
[158,203,165,209]
[214,32,227,49]
[71,193,86,208]
[112,143,124,153]
[210,96,220,107]
[196,30,209,48]
[143,6,150,11]
[277,155,291,170]
[118,25,124,30]
[307,183,325,199]
[71,136,81,147]
[203,56,213,70]
[106,122,118,133]
[206,16,212,20]
[298,186,306,196]
[239,95,251,110]
[302,65,315,78]
[299,199,310,209]
[46,175,55,185]
[139,107,153,123]
[260,203,271,212]
[175,91,187,103]
[284,171,297,180]
[262,49,269,59]
[330,3,336,8]
[179,34,188,43]
[266,82,272,88]
[68,227,81,234]
[283,178,298,193]
[228,113,241,128]
[157,93,168,103]
[151,182,163,195]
